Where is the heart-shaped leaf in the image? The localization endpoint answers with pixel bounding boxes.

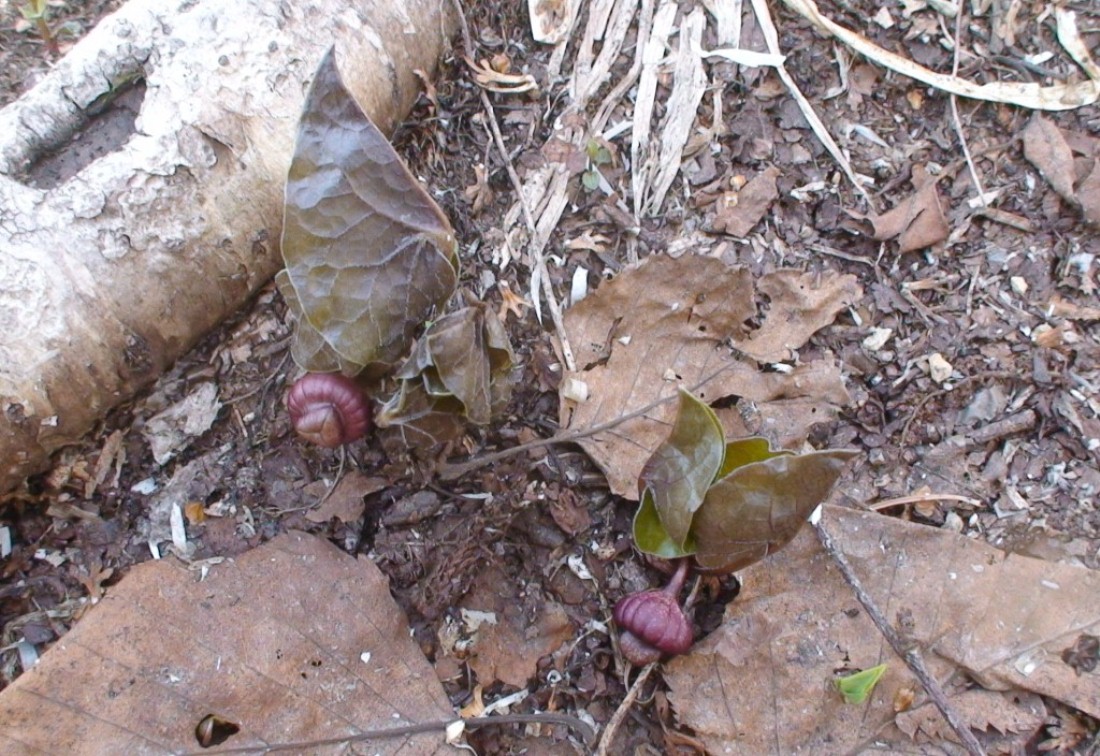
[638,389,725,550]
[275,270,362,375]
[692,449,859,572]
[281,48,458,370]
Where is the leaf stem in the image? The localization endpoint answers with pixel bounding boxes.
[438,362,739,480]
[662,558,690,597]
[35,15,60,57]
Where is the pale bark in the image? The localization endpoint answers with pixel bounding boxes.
[0,0,455,493]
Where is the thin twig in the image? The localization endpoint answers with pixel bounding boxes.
[190,711,595,754]
[438,360,738,480]
[450,0,578,372]
[749,0,874,209]
[811,513,986,756]
[868,493,984,511]
[946,8,986,205]
[596,662,657,756]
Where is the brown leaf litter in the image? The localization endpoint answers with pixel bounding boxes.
[666,505,1100,752]
[0,533,457,754]
[558,253,861,498]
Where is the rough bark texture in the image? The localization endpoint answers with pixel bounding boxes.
[0,0,455,493]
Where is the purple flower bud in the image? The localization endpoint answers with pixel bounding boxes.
[287,373,371,447]
[614,589,694,662]
[618,630,663,667]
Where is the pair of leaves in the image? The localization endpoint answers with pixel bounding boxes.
[634,390,856,572]
[377,304,515,449]
[280,48,459,375]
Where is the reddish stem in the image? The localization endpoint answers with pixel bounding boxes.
[35,17,59,57]
[662,558,691,598]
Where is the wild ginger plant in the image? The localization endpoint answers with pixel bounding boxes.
[614,388,857,664]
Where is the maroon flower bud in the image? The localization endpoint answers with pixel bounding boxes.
[613,559,694,664]
[287,373,371,447]
[618,630,663,667]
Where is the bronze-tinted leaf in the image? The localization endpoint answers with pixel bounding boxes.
[275,270,361,375]
[281,48,458,370]
[484,306,516,417]
[393,304,515,425]
[692,449,857,572]
[638,389,725,549]
[375,380,467,453]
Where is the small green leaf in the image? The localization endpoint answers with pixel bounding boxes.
[716,436,789,480]
[692,448,858,572]
[639,389,725,549]
[582,169,601,191]
[633,489,695,559]
[834,664,888,704]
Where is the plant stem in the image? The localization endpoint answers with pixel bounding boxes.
[663,558,690,597]
[34,16,60,57]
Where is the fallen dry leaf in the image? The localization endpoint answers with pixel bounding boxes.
[665,505,1100,753]
[87,429,125,499]
[527,0,578,44]
[711,166,781,237]
[0,533,457,754]
[740,267,864,363]
[559,255,859,498]
[143,382,222,465]
[896,689,1046,746]
[463,163,494,215]
[460,567,573,688]
[305,471,388,524]
[1048,294,1100,321]
[867,164,949,252]
[1024,115,1100,225]
[1024,115,1077,200]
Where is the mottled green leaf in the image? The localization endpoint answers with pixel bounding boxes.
[281,48,458,370]
[692,448,858,572]
[835,664,888,704]
[639,389,725,550]
[633,489,695,559]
